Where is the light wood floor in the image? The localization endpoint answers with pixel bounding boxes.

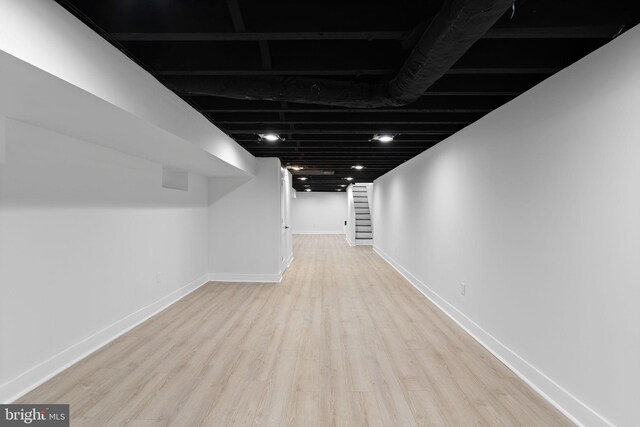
[18,235,573,426]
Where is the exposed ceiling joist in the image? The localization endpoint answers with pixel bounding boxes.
[156,69,396,76]
[448,67,559,75]
[242,144,434,148]
[109,31,409,42]
[226,122,463,129]
[262,156,426,159]
[200,109,493,113]
[157,67,557,76]
[226,130,454,135]
[108,26,623,42]
[250,148,429,152]
[217,121,472,125]
[423,91,520,96]
[214,112,485,122]
[242,145,437,149]
[280,160,410,163]
[483,25,625,39]
[255,154,424,158]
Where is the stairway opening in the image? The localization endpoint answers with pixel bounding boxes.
[352,184,373,245]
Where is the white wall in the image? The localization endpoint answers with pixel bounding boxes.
[372,26,640,427]
[0,119,210,402]
[208,158,282,282]
[291,192,347,234]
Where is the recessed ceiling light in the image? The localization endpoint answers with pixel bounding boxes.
[258,133,281,142]
[340,185,347,187]
[289,165,304,171]
[344,177,354,181]
[351,165,365,170]
[337,189,343,191]
[305,188,311,192]
[372,133,395,143]
[298,177,308,181]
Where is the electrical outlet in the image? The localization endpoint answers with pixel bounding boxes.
[156,272,162,284]
[460,283,466,296]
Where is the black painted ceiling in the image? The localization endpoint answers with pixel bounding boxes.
[55,0,640,192]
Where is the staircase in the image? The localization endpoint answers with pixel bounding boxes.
[352,185,373,245]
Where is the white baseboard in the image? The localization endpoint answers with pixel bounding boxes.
[208,272,282,283]
[292,231,345,235]
[372,245,611,427]
[355,239,373,246]
[280,254,294,275]
[1,274,210,404]
[345,235,355,246]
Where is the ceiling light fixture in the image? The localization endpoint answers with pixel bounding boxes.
[371,133,395,143]
[305,188,312,192]
[258,133,282,142]
[344,177,354,181]
[298,177,308,181]
[289,166,304,171]
[340,185,347,187]
[351,165,365,170]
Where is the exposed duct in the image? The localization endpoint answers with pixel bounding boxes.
[169,0,514,108]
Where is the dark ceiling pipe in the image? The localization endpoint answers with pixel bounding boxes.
[169,0,513,108]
